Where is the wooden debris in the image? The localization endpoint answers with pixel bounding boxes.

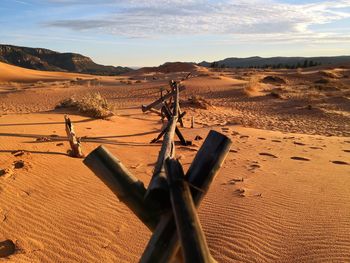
[64,115,84,158]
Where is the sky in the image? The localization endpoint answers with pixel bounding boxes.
[1,0,350,67]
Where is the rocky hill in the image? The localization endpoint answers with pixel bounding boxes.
[199,56,350,69]
[0,44,132,75]
[137,62,198,74]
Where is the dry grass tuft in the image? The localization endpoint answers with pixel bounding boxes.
[260,75,286,85]
[320,70,342,79]
[187,95,213,110]
[314,77,331,84]
[56,92,114,118]
[244,75,260,96]
[270,90,283,99]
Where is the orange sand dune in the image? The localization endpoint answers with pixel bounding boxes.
[0,65,349,262]
[0,62,93,83]
[0,112,349,262]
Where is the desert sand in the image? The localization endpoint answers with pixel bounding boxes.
[0,62,350,262]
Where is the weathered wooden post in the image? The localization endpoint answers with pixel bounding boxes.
[161,102,188,146]
[64,115,84,158]
[144,84,180,207]
[140,130,232,263]
[166,158,213,263]
[141,85,185,113]
[83,146,160,230]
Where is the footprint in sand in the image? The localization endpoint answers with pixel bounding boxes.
[240,135,249,139]
[259,152,278,158]
[36,137,51,142]
[343,150,350,153]
[194,135,203,141]
[13,160,25,169]
[130,164,142,169]
[234,188,246,197]
[294,142,306,146]
[310,146,323,150]
[0,168,14,179]
[179,146,198,152]
[248,162,261,171]
[258,137,266,140]
[331,160,349,165]
[0,239,16,258]
[225,178,244,185]
[271,140,281,143]
[11,150,25,157]
[291,156,310,161]
[234,188,262,197]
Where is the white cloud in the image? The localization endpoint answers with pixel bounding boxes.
[46,0,350,43]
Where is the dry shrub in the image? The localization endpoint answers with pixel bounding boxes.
[320,70,341,79]
[314,77,330,84]
[270,90,283,99]
[34,81,44,86]
[244,75,260,96]
[187,95,213,110]
[197,73,210,77]
[56,92,114,118]
[260,75,286,85]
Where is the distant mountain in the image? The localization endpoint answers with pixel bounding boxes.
[137,62,198,73]
[0,44,132,75]
[199,56,350,69]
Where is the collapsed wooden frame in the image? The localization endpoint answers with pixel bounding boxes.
[84,82,232,263]
[142,81,189,146]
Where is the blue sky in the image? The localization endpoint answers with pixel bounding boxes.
[1,0,350,67]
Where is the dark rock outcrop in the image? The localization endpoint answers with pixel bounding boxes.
[0,44,132,75]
